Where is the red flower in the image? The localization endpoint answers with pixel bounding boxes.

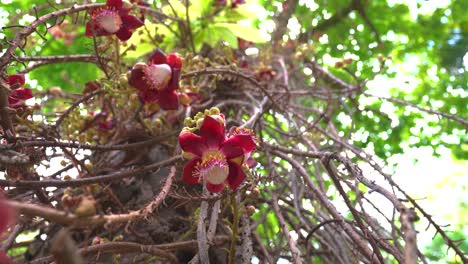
[5,74,33,109]
[229,127,257,168]
[89,111,115,131]
[129,49,182,110]
[214,0,227,5]
[179,115,256,192]
[231,0,246,8]
[85,0,144,41]
[214,0,245,8]
[48,20,77,46]
[238,38,254,50]
[0,194,15,264]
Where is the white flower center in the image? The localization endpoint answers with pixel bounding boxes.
[146,64,172,90]
[97,11,122,33]
[196,151,229,185]
[204,165,229,185]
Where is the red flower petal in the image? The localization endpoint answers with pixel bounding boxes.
[245,157,257,168]
[179,132,206,157]
[206,182,225,193]
[166,67,180,91]
[138,90,158,103]
[219,141,243,159]
[121,15,144,30]
[166,53,182,69]
[0,195,14,234]
[148,49,167,65]
[129,67,149,91]
[7,74,25,87]
[157,89,179,110]
[115,28,133,41]
[222,134,256,155]
[85,21,109,37]
[182,158,201,185]
[226,161,246,190]
[10,88,33,100]
[8,97,25,109]
[200,116,225,148]
[106,0,123,9]
[0,251,14,264]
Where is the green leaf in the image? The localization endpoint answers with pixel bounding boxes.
[193,25,238,50]
[124,22,174,59]
[218,9,249,21]
[161,0,211,19]
[206,26,238,49]
[215,22,267,43]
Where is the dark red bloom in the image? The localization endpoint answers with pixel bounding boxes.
[129,49,182,110]
[89,111,115,131]
[85,0,144,41]
[5,74,33,109]
[179,115,256,192]
[48,20,78,46]
[231,0,246,8]
[238,38,254,50]
[0,194,15,264]
[229,127,257,168]
[83,80,103,94]
[214,0,227,5]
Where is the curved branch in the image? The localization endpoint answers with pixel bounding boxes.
[0,3,103,70]
[364,92,468,127]
[0,155,181,188]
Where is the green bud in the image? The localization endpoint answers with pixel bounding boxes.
[210,107,220,115]
[184,117,193,127]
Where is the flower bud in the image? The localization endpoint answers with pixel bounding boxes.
[244,205,256,215]
[74,196,96,217]
[184,117,193,127]
[179,127,191,136]
[92,236,103,245]
[119,74,128,86]
[251,187,260,197]
[210,107,220,115]
[334,60,344,68]
[178,93,192,105]
[294,51,303,59]
[49,86,63,96]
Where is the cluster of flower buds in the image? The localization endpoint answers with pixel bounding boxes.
[178,108,257,193]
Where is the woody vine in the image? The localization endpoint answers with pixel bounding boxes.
[0,0,466,263]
